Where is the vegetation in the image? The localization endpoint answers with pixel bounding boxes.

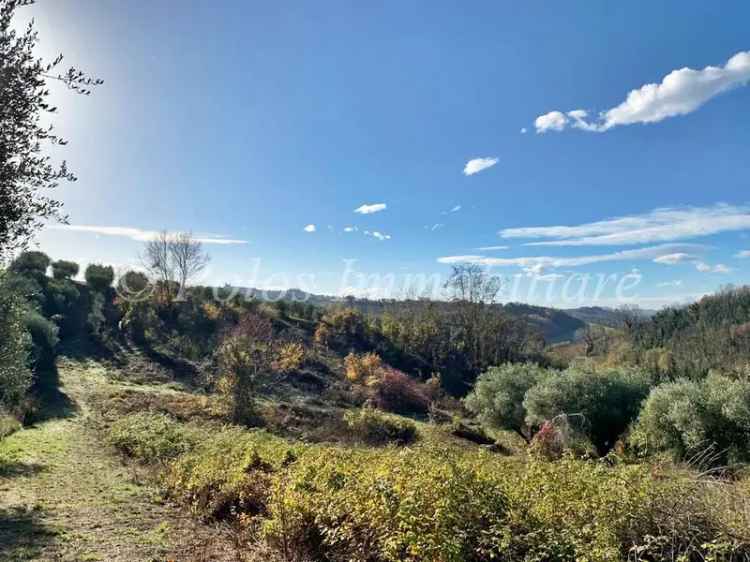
[631,372,750,465]
[109,411,750,562]
[4,241,750,560]
[0,0,101,258]
[343,407,417,445]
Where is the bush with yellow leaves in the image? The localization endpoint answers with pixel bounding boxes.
[274,342,305,373]
[344,351,382,383]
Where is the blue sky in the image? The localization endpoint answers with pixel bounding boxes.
[23,0,750,307]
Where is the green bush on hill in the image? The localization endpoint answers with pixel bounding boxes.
[630,372,750,465]
[343,407,417,445]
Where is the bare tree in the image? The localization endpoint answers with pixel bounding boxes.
[143,231,175,302]
[170,232,209,300]
[142,231,209,303]
[445,263,502,304]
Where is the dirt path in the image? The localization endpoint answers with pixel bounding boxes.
[0,360,235,562]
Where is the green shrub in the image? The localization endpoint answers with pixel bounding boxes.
[50,260,79,280]
[166,427,301,518]
[464,362,552,442]
[9,251,50,281]
[524,366,650,454]
[145,419,750,561]
[630,373,750,465]
[25,309,59,373]
[343,408,417,445]
[84,263,114,292]
[0,273,32,411]
[265,448,510,562]
[108,412,204,463]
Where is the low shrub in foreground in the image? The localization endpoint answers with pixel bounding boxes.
[115,413,750,561]
[108,412,204,463]
[264,448,510,561]
[343,407,417,445]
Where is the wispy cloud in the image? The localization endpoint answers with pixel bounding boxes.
[463,157,498,176]
[657,280,684,288]
[535,50,750,133]
[476,245,510,251]
[343,226,358,233]
[653,253,696,265]
[303,224,317,233]
[447,205,462,213]
[736,250,750,258]
[354,203,387,215]
[49,224,248,245]
[694,261,731,274]
[364,230,391,241]
[437,244,706,270]
[500,204,750,247]
[652,251,730,274]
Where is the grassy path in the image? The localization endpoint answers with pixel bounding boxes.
[0,360,233,562]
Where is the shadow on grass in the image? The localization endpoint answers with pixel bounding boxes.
[142,344,199,382]
[57,335,127,367]
[0,506,58,560]
[0,460,46,479]
[26,364,79,424]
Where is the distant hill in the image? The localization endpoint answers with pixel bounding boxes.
[230,287,642,345]
[502,303,587,344]
[564,306,655,329]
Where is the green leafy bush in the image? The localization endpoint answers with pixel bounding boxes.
[166,427,301,518]
[108,412,203,463]
[51,260,79,280]
[265,448,511,562]
[131,416,750,561]
[84,263,114,292]
[25,309,59,373]
[9,251,50,282]
[343,408,417,445]
[524,366,650,454]
[0,273,32,411]
[464,362,552,442]
[630,373,750,465]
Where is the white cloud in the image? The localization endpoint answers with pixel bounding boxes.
[520,127,528,134]
[437,243,703,269]
[500,204,750,247]
[354,203,387,215]
[303,224,316,233]
[364,230,391,241]
[343,226,358,233]
[448,205,462,213]
[48,224,248,245]
[463,157,499,176]
[736,250,750,258]
[534,111,569,133]
[694,261,731,274]
[657,280,683,288]
[430,223,444,232]
[653,253,695,265]
[534,50,750,133]
[476,245,510,251]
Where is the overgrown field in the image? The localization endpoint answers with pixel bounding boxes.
[108,409,750,562]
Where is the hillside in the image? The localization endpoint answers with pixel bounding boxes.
[237,287,638,344]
